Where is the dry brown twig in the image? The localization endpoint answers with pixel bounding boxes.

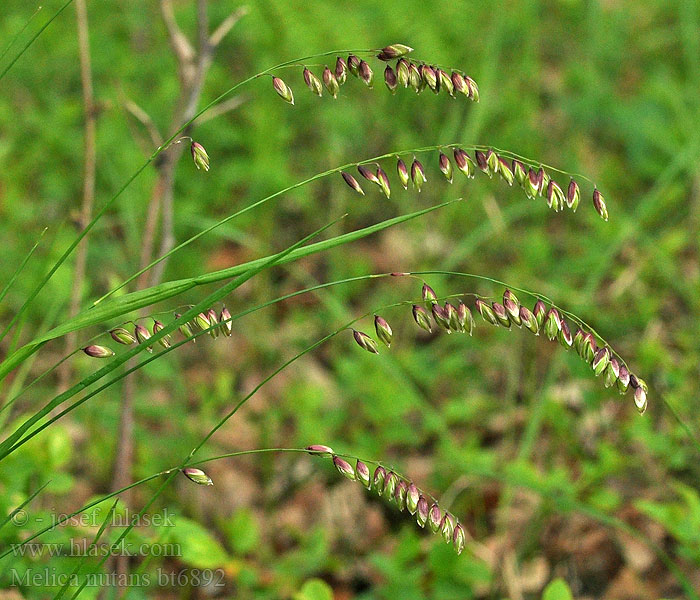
[111,0,247,513]
[57,0,97,393]
[109,1,247,587]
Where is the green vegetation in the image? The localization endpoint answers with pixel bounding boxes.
[0,0,699,598]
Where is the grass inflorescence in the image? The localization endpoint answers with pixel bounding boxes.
[351,282,648,414]
[342,146,609,220]
[303,445,468,556]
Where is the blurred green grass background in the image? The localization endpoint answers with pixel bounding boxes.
[0,0,699,598]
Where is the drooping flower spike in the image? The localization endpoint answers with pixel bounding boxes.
[336,147,609,219]
[389,283,646,413]
[273,46,477,107]
[83,304,238,362]
[308,449,468,556]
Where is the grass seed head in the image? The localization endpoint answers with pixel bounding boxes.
[475,150,490,176]
[441,513,456,543]
[558,318,573,348]
[182,467,213,486]
[633,385,648,414]
[498,157,515,186]
[593,188,609,221]
[421,64,438,91]
[544,308,562,340]
[110,327,136,345]
[411,159,427,191]
[567,179,581,211]
[383,471,398,499]
[333,455,356,480]
[83,345,115,358]
[396,58,410,87]
[395,480,408,511]
[422,282,438,302]
[503,288,519,307]
[454,148,475,178]
[352,329,379,354]
[406,483,420,514]
[303,67,323,97]
[526,167,540,197]
[465,76,479,101]
[396,158,409,188]
[492,302,511,328]
[458,301,474,335]
[206,308,219,339]
[512,159,527,186]
[453,523,466,555]
[194,311,211,332]
[341,171,365,195]
[439,152,453,182]
[451,71,467,95]
[377,44,414,60]
[220,307,233,337]
[520,305,539,334]
[334,56,347,84]
[412,305,433,332]
[376,165,391,198]
[503,290,521,323]
[445,302,460,331]
[272,76,294,105]
[428,503,442,533]
[190,141,210,172]
[306,444,334,455]
[374,315,393,347]
[438,69,454,96]
[581,332,597,363]
[323,66,339,98]
[547,180,565,212]
[174,313,195,342]
[373,465,387,492]
[604,358,620,388]
[408,62,422,93]
[356,460,371,488]
[539,168,551,196]
[384,65,398,94]
[357,164,379,185]
[592,347,611,376]
[486,149,499,174]
[432,303,452,333]
[347,54,361,76]
[359,60,374,87]
[416,496,429,527]
[152,320,171,348]
[533,300,547,329]
[617,364,630,393]
[134,324,153,353]
[476,298,499,326]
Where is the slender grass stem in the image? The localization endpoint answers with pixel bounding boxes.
[0,227,47,306]
[0,1,71,81]
[0,5,43,63]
